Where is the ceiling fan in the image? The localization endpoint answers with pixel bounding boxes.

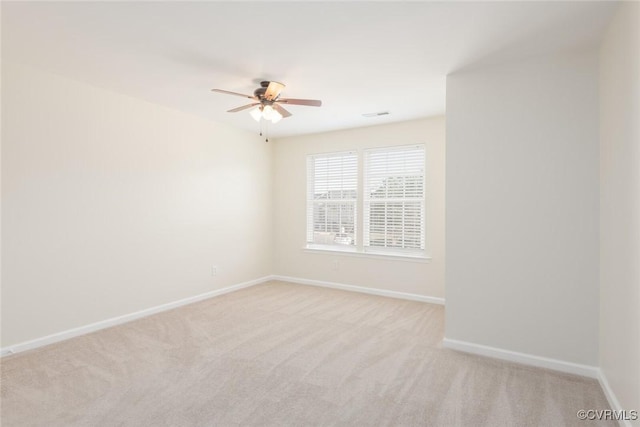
[211,81,322,124]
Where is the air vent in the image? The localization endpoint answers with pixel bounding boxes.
[362,111,390,117]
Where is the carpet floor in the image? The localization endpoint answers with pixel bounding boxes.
[1,280,613,426]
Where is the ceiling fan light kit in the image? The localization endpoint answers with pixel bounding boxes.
[250,104,282,123]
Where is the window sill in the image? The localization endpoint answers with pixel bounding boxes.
[302,245,432,263]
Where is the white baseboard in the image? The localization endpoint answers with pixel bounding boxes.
[597,369,633,427]
[442,337,599,378]
[0,276,272,357]
[271,275,445,305]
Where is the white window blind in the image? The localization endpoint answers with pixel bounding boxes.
[364,145,425,254]
[306,152,358,248]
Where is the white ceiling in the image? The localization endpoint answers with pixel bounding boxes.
[2,1,617,138]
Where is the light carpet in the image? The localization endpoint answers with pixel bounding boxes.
[1,281,613,426]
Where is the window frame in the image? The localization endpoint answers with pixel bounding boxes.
[305,145,428,261]
[363,144,426,257]
[306,150,359,252]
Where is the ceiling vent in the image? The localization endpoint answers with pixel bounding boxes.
[362,111,390,117]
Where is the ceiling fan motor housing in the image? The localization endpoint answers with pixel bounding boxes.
[253,81,273,100]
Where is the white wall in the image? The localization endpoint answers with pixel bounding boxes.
[1,62,273,347]
[599,1,640,417]
[273,118,445,298]
[445,51,600,365]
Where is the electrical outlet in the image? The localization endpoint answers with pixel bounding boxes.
[332,260,340,271]
[211,266,218,276]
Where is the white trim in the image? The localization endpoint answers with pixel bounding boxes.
[303,246,431,262]
[272,275,444,305]
[597,369,633,427]
[1,276,272,357]
[442,338,599,378]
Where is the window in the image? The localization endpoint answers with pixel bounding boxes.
[306,145,426,259]
[364,145,425,255]
[306,152,358,249]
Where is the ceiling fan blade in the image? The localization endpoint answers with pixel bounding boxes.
[227,103,260,113]
[272,103,292,118]
[211,89,257,100]
[264,81,285,101]
[278,98,322,107]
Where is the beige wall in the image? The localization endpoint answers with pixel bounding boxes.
[1,62,273,347]
[599,1,640,418]
[445,50,600,365]
[273,118,446,298]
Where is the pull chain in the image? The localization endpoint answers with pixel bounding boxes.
[258,119,269,142]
